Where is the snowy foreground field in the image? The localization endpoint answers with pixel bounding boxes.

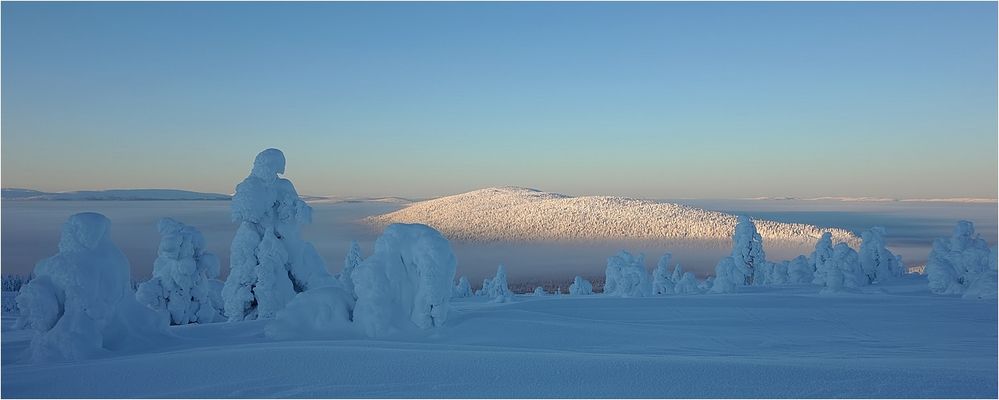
[2,276,995,398]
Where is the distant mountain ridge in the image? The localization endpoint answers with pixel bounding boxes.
[367,187,860,247]
[1,188,231,201]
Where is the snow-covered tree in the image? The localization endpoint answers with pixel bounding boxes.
[339,241,363,299]
[859,227,904,284]
[569,276,593,295]
[731,216,767,286]
[478,265,514,302]
[15,213,165,361]
[710,257,740,294]
[815,243,865,293]
[452,276,473,298]
[352,223,457,337]
[223,149,337,321]
[810,233,834,285]
[926,221,997,298]
[532,286,547,296]
[963,247,997,300]
[767,261,789,286]
[604,251,651,297]
[652,253,675,295]
[674,272,701,295]
[787,255,813,284]
[136,218,224,325]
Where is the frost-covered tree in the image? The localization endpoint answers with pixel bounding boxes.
[569,276,593,295]
[340,241,363,299]
[767,261,789,286]
[15,213,165,361]
[136,218,224,325]
[223,149,337,321]
[532,286,547,296]
[652,253,675,295]
[963,247,997,300]
[452,276,473,298]
[815,243,865,293]
[810,233,834,285]
[787,255,813,284]
[352,223,457,337]
[673,272,701,295]
[731,216,767,286]
[710,257,740,294]
[926,221,997,298]
[478,265,514,302]
[859,227,904,284]
[604,251,651,297]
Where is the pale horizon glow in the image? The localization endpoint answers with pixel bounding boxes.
[2,2,996,200]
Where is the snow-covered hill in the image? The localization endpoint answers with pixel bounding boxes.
[1,188,231,201]
[368,187,859,247]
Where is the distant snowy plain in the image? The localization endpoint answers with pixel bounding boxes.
[3,276,996,398]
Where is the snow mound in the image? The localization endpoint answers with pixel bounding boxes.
[366,187,858,247]
[264,286,356,340]
[15,213,166,362]
[352,223,457,337]
[136,218,225,325]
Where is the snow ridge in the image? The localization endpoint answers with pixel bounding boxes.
[367,187,859,247]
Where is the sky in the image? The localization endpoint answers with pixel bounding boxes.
[2,2,996,199]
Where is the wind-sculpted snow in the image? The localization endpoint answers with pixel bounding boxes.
[367,187,859,247]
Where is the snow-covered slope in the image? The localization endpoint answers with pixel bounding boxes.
[367,187,859,247]
[2,277,995,398]
[1,189,230,201]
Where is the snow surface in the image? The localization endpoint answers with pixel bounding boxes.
[2,276,995,398]
[367,187,859,247]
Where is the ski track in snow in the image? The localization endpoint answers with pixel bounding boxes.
[2,277,995,398]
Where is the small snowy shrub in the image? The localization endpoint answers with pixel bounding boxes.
[673,272,701,295]
[352,223,457,337]
[569,276,593,295]
[859,227,904,284]
[479,265,514,302]
[223,148,337,321]
[710,257,740,294]
[16,213,165,362]
[532,286,547,296]
[136,218,224,325]
[604,251,651,297]
[786,255,813,284]
[452,276,473,298]
[926,221,997,298]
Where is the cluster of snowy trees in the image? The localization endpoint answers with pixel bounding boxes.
[925,221,997,300]
[14,149,463,361]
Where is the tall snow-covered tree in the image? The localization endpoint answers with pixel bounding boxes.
[479,265,513,302]
[604,251,651,297]
[810,232,835,285]
[340,241,363,299]
[652,253,675,295]
[926,221,997,298]
[136,218,224,325]
[859,227,904,284]
[731,216,767,286]
[223,149,338,321]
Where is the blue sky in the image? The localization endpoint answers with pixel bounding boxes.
[2,2,996,199]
